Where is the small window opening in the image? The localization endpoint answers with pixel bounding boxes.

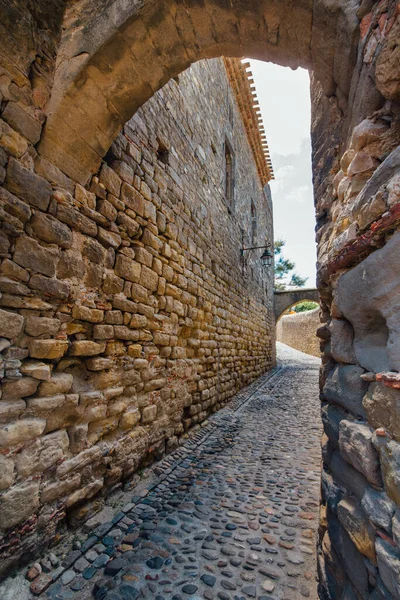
[251,200,257,245]
[157,139,170,165]
[225,140,234,209]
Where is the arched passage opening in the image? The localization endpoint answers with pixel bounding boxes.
[0,1,400,598]
[276,298,321,358]
[39,0,361,184]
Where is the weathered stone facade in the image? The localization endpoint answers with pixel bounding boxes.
[277,308,321,358]
[0,49,275,576]
[0,0,400,598]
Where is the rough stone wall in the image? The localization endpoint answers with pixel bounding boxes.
[0,56,274,575]
[276,308,320,357]
[313,3,400,599]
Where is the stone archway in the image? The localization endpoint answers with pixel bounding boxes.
[39,0,360,184]
[274,287,320,321]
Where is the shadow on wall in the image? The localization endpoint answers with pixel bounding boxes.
[276,307,321,357]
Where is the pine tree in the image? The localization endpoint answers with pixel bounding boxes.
[274,239,308,291]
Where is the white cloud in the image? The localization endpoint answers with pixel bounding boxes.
[284,185,312,204]
[248,61,316,286]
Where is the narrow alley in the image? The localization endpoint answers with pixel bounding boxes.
[11,344,322,600]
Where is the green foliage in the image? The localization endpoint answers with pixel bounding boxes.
[293,301,319,313]
[274,239,308,291]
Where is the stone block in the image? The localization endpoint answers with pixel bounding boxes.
[329,319,356,364]
[0,308,24,339]
[373,436,400,505]
[56,203,98,237]
[153,332,170,346]
[72,305,104,323]
[69,341,106,356]
[0,275,30,295]
[43,394,82,434]
[142,405,157,424]
[20,361,52,381]
[0,480,40,529]
[0,117,28,157]
[93,324,114,339]
[86,357,114,371]
[128,344,142,358]
[321,403,345,446]
[68,423,89,453]
[339,420,382,487]
[38,373,73,396]
[65,478,103,508]
[114,326,139,341]
[140,265,158,291]
[29,339,69,360]
[25,316,61,337]
[26,394,66,412]
[0,400,26,422]
[135,246,153,267]
[375,539,400,599]
[115,254,141,283]
[113,294,137,313]
[361,487,396,532]
[41,474,81,503]
[83,237,106,265]
[0,455,15,491]
[14,237,59,277]
[130,283,148,303]
[29,274,70,299]
[129,314,147,328]
[323,365,367,418]
[363,383,400,443]
[327,513,369,599]
[56,446,102,477]
[335,231,400,372]
[58,249,86,279]
[117,212,141,237]
[120,408,141,430]
[2,101,42,144]
[5,158,51,210]
[337,496,376,563]
[2,377,39,400]
[99,163,122,196]
[97,226,121,249]
[331,451,369,500]
[0,293,52,311]
[34,156,75,193]
[121,182,144,215]
[0,258,29,282]
[102,272,124,295]
[16,429,69,477]
[350,119,388,151]
[30,212,73,249]
[393,509,400,546]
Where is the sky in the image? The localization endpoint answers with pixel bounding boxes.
[249,60,317,287]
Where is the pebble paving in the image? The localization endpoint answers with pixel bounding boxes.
[38,343,322,600]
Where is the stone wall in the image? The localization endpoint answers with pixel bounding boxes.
[276,308,320,357]
[0,56,275,575]
[314,4,400,598]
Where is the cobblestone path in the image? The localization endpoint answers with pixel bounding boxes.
[23,344,322,600]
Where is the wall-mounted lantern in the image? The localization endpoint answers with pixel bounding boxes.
[241,243,273,267]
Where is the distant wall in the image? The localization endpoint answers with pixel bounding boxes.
[277,308,320,357]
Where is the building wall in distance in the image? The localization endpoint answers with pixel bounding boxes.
[277,308,321,357]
